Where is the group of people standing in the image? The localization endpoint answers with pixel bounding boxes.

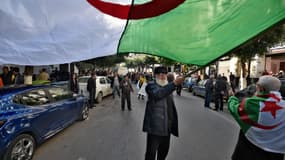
[69,71,137,111]
[113,67,184,160]
[110,73,134,111]
[74,66,285,160]
[85,71,135,111]
[0,66,66,88]
[81,67,185,160]
[0,66,24,87]
[204,74,228,111]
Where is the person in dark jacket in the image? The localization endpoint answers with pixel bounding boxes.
[110,72,121,98]
[204,74,214,108]
[120,74,133,111]
[214,75,228,111]
[176,73,182,96]
[229,72,236,92]
[13,67,24,85]
[1,66,13,86]
[87,72,96,108]
[143,66,184,160]
[70,73,79,94]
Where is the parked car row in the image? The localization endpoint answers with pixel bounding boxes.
[0,84,89,160]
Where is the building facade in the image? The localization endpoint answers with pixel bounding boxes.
[265,47,285,74]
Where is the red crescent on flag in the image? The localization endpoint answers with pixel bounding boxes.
[238,99,282,130]
[87,0,185,19]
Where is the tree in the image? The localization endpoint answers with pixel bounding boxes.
[144,56,158,72]
[234,23,285,78]
[125,59,136,69]
[158,57,178,72]
[76,62,94,72]
[84,55,125,68]
[158,57,177,66]
[125,58,144,72]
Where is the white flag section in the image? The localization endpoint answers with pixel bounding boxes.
[0,0,130,65]
[246,92,285,153]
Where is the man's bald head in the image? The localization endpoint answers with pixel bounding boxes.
[257,75,281,92]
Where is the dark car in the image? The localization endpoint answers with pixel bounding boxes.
[0,84,89,160]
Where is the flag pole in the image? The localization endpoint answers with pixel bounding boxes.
[183,66,204,78]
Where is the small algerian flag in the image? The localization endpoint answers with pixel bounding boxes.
[228,92,285,153]
[0,0,285,65]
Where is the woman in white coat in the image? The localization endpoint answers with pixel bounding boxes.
[138,75,149,100]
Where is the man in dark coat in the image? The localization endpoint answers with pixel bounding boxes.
[214,75,228,111]
[110,72,121,98]
[13,67,24,85]
[229,72,236,92]
[70,73,79,94]
[87,72,96,108]
[1,66,13,86]
[120,74,133,111]
[204,74,214,108]
[143,66,184,160]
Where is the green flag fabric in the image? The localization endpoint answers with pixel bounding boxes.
[119,0,285,66]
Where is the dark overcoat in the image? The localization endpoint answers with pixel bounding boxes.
[143,81,179,137]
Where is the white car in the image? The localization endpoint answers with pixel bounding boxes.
[78,76,113,103]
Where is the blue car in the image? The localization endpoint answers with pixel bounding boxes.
[192,79,208,97]
[0,84,89,160]
[182,77,197,92]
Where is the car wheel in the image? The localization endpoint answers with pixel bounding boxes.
[79,102,89,121]
[96,92,103,103]
[193,91,196,96]
[4,134,36,160]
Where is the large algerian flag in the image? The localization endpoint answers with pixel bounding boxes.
[0,0,285,65]
[228,92,285,153]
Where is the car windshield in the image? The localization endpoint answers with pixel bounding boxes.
[16,89,49,106]
[78,77,89,83]
[47,87,73,101]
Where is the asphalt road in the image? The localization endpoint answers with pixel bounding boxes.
[33,87,240,160]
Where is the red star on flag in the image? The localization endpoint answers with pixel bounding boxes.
[261,101,284,119]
